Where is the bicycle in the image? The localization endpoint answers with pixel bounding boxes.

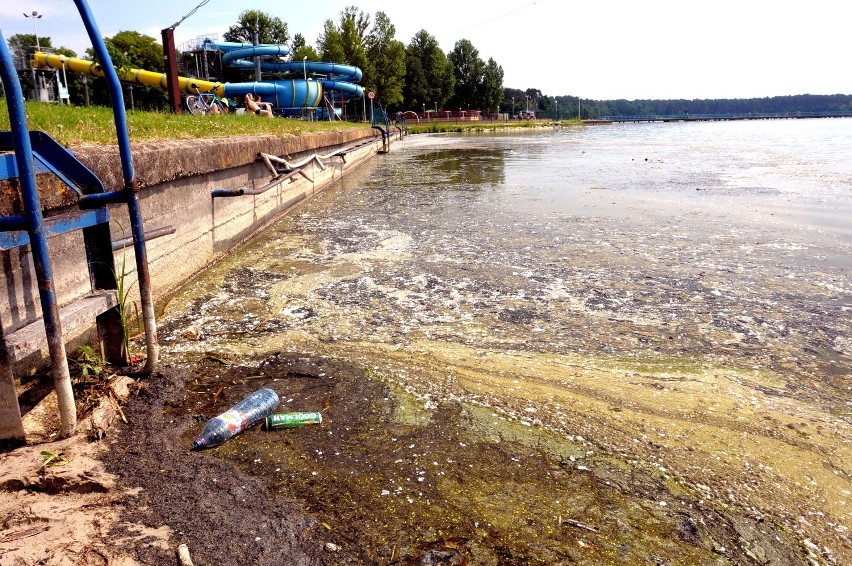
[185,85,230,116]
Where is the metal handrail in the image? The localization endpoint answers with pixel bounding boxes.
[0,1,160,439]
[0,30,75,438]
[74,0,158,375]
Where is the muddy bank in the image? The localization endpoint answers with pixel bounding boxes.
[103,351,811,565]
[7,125,848,565]
[128,129,850,564]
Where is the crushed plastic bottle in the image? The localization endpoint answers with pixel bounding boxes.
[192,387,280,450]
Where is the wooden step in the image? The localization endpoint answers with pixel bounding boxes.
[4,290,118,364]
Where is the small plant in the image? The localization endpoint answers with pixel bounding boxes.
[39,450,68,470]
[70,345,107,379]
[111,221,141,360]
[113,246,139,358]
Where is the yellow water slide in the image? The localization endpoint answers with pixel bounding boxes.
[31,52,226,97]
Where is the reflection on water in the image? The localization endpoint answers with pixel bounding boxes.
[409,148,507,187]
[162,121,852,564]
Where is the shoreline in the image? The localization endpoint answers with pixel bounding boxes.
[2,123,850,564]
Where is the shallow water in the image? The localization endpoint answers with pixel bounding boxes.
[163,120,852,564]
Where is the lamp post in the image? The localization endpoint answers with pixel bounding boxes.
[24,11,42,50]
[555,99,558,121]
[302,56,308,119]
[24,11,43,101]
[578,96,581,120]
[526,95,529,113]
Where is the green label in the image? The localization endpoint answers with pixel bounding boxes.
[263,412,323,430]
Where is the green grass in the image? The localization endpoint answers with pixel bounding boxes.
[0,101,368,146]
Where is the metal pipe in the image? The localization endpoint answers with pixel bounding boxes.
[258,152,327,172]
[0,215,28,232]
[73,0,134,187]
[0,31,76,438]
[372,126,388,153]
[210,168,308,199]
[111,225,175,251]
[126,193,158,374]
[75,0,158,375]
[243,170,307,194]
[78,191,127,208]
[211,188,244,198]
[259,153,278,177]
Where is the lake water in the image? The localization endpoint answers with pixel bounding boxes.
[164,118,852,563]
[239,118,850,377]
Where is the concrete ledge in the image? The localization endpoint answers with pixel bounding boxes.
[74,130,377,189]
[1,128,385,375]
[0,129,378,215]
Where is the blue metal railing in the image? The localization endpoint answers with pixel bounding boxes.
[371,101,391,152]
[0,30,74,438]
[74,0,159,378]
[0,0,159,439]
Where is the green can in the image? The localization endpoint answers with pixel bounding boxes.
[263,412,323,430]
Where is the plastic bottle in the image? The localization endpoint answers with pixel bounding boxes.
[262,412,323,430]
[192,388,280,450]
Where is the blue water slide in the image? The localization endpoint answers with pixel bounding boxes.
[220,80,324,115]
[202,39,364,109]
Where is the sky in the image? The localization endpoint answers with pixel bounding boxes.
[1,0,850,101]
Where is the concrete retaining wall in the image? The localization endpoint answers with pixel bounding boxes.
[0,128,381,373]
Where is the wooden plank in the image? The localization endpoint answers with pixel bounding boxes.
[5,290,118,363]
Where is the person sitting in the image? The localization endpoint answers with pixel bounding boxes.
[255,95,274,113]
[244,93,273,118]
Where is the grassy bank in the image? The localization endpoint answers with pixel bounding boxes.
[0,102,581,145]
[406,118,579,134]
[0,101,366,146]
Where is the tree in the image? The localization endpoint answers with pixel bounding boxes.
[6,33,53,53]
[503,87,525,115]
[107,31,163,72]
[316,7,373,117]
[403,30,454,111]
[85,31,166,110]
[317,19,345,63]
[525,88,543,112]
[480,58,504,114]
[223,10,289,45]
[339,7,371,79]
[447,39,484,111]
[317,7,371,71]
[341,6,371,40]
[365,12,406,109]
[289,33,318,62]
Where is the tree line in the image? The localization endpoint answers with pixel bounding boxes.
[221,7,504,115]
[562,94,852,119]
[5,6,505,116]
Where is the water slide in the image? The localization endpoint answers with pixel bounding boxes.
[32,41,363,117]
[204,40,364,100]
